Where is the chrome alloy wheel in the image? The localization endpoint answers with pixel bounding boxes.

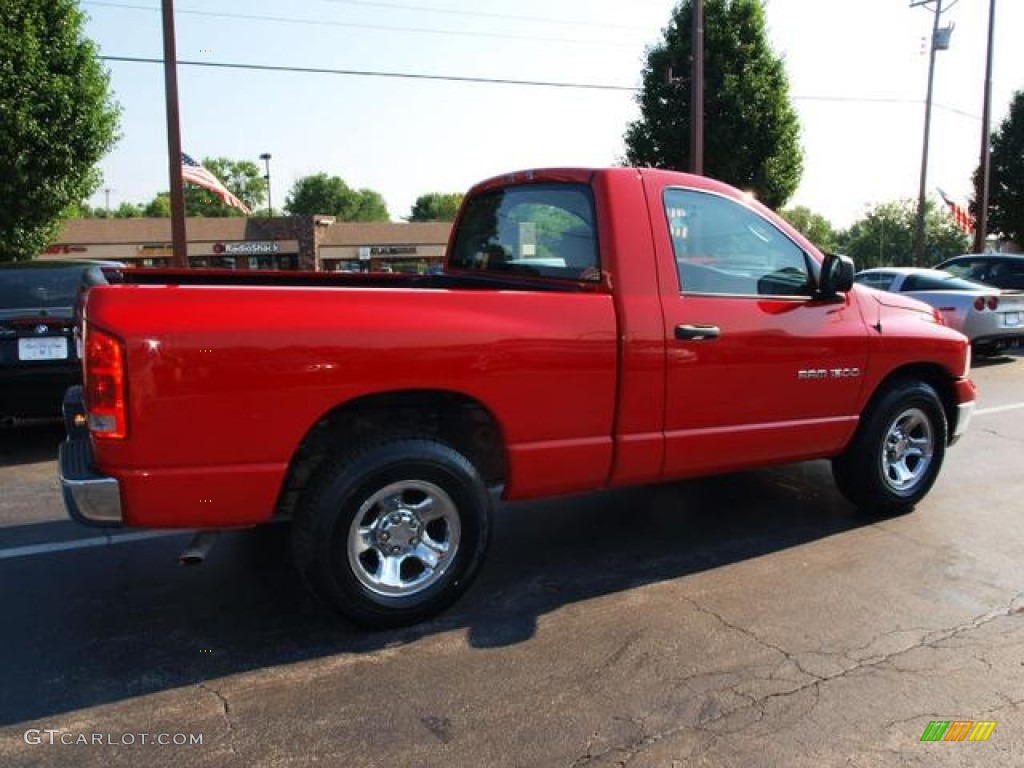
[347,480,461,599]
[880,407,935,495]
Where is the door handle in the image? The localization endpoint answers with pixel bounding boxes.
[674,324,721,341]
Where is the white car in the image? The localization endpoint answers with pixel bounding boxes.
[855,267,1024,356]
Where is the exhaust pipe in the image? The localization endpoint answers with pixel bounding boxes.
[180,530,219,565]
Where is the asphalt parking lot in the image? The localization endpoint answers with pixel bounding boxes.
[1,352,1022,767]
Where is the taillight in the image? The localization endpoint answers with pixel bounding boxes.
[84,327,127,439]
[973,297,985,311]
[987,296,999,311]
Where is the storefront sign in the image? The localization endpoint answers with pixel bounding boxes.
[137,243,174,257]
[44,245,88,255]
[214,241,280,255]
[370,246,418,256]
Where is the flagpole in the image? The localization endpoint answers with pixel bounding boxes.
[161,0,188,268]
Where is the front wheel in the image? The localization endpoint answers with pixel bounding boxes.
[832,379,947,515]
[292,439,491,628]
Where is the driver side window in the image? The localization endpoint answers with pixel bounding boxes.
[665,188,811,297]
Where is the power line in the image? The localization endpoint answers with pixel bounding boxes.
[99,56,639,91]
[83,1,645,48]
[316,0,653,32]
[796,93,980,120]
[98,55,982,119]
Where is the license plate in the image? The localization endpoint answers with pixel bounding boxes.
[1002,312,1022,327]
[18,337,68,361]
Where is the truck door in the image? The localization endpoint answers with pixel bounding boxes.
[647,182,870,479]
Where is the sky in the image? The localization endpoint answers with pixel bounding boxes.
[80,0,1022,228]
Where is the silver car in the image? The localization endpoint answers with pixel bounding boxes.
[855,267,1024,356]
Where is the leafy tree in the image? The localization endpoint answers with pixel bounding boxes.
[0,0,120,261]
[840,199,969,269]
[779,206,839,252]
[623,0,802,209]
[183,157,264,217]
[973,89,1024,245]
[69,202,109,218]
[111,202,145,218]
[409,192,463,222]
[285,173,390,221]
[144,193,171,218]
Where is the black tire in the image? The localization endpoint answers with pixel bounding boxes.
[832,379,947,515]
[292,439,491,628]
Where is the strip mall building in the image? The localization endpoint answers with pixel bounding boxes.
[42,217,453,273]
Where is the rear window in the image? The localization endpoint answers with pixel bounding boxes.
[0,266,85,309]
[902,273,987,292]
[855,272,898,291]
[448,183,599,281]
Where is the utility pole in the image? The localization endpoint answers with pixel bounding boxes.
[104,188,110,216]
[691,0,705,175]
[911,0,946,266]
[161,0,188,268]
[973,0,996,253]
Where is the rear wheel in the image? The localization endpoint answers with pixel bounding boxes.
[833,379,947,515]
[293,439,491,628]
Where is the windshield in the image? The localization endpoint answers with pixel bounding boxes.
[0,266,85,309]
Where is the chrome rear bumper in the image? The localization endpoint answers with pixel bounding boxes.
[58,386,123,527]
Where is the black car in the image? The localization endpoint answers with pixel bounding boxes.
[0,260,121,420]
[935,254,1024,291]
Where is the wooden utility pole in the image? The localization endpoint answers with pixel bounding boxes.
[691,0,705,175]
[973,0,996,253]
[161,0,188,268]
[912,0,943,265]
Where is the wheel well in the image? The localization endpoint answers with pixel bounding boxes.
[274,391,506,520]
[868,364,959,441]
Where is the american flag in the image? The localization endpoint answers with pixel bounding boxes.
[938,188,974,235]
[181,153,252,215]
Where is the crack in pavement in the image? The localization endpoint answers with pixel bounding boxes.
[199,682,240,759]
[979,427,1024,444]
[571,590,1024,767]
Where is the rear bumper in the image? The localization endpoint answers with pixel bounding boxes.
[58,386,123,527]
[950,377,977,446]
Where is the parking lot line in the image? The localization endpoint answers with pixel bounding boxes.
[0,530,185,561]
[974,403,1024,417]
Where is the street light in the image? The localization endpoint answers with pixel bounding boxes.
[259,152,273,217]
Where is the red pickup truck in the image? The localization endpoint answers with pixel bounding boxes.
[59,167,976,627]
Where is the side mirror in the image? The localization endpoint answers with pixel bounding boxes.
[817,253,855,299]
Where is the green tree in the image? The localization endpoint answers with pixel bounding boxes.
[285,173,390,221]
[780,206,839,252]
[111,202,145,218]
[69,202,109,218]
[623,0,802,209]
[973,89,1024,245]
[183,157,264,217]
[409,192,463,222]
[144,193,171,218]
[0,0,120,261]
[840,199,969,269]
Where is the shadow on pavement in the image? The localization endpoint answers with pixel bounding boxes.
[0,420,64,468]
[0,459,870,727]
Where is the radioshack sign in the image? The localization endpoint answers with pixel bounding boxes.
[213,241,280,255]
